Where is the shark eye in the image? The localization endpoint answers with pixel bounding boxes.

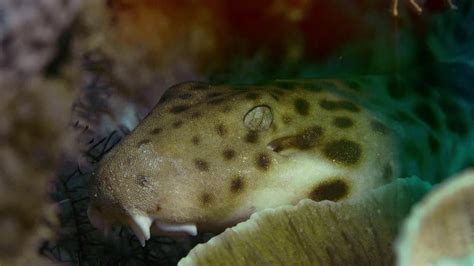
[243,105,273,131]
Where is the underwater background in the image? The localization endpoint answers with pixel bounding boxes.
[0,0,473,265]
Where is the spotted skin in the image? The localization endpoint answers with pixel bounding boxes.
[89,76,474,241]
[89,80,400,234]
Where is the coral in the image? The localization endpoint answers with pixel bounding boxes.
[76,0,208,103]
[396,169,474,266]
[77,0,420,92]
[391,0,457,16]
[0,78,77,265]
[0,1,80,264]
[179,177,431,265]
[0,0,80,84]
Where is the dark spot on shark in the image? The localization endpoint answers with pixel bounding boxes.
[192,136,200,145]
[151,128,162,135]
[191,111,201,119]
[309,179,349,202]
[295,126,323,150]
[178,93,193,99]
[216,124,227,137]
[194,159,209,171]
[246,131,259,144]
[333,117,354,129]
[294,98,310,116]
[172,120,183,128]
[200,193,213,205]
[170,105,190,114]
[223,148,236,160]
[320,99,360,112]
[256,153,271,171]
[323,139,361,165]
[208,98,225,105]
[230,176,244,193]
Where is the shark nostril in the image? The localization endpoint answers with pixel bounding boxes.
[135,174,151,188]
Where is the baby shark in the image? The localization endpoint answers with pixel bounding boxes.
[88,78,473,246]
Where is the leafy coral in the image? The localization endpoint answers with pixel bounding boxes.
[179,177,431,265]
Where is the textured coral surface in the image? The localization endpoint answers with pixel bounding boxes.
[0,79,76,265]
[0,0,79,264]
[179,177,430,265]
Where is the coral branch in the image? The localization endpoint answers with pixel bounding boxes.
[391,0,457,16]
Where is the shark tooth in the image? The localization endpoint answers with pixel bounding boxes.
[129,214,153,247]
[156,223,198,236]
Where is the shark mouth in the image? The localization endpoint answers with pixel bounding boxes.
[129,214,198,246]
[87,206,198,247]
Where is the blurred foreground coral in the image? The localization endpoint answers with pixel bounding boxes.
[0,0,79,264]
[0,80,76,265]
[397,169,474,266]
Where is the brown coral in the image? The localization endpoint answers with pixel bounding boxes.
[0,78,77,265]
